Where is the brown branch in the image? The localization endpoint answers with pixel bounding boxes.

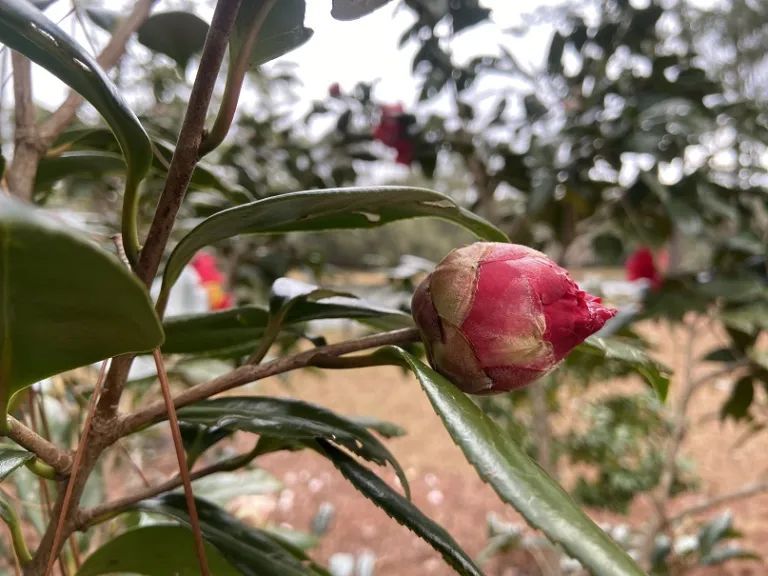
[76,445,259,531]
[5,416,72,475]
[120,328,421,436]
[153,349,210,576]
[96,0,243,421]
[37,0,155,145]
[666,481,768,527]
[6,51,40,200]
[22,4,245,574]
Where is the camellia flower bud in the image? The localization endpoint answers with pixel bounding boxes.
[411,242,617,394]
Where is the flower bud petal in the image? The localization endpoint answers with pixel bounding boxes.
[411,242,617,394]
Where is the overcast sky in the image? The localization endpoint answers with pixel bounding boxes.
[10,0,557,116]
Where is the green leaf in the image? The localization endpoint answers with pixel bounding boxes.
[84,7,120,32]
[579,337,671,402]
[701,547,760,566]
[132,494,328,576]
[0,446,33,482]
[316,441,483,576]
[162,294,411,355]
[0,0,153,257]
[702,348,742,363]
[232,0,313,69]
[348,416,407,439]
[179,422,233,464]
[0,195,164,420]
[187,470,283,506]
[137,11,209,70]
[719,302,768,335]
[36,151,126,190]
[547,31,565,74]
[331,0,393,20]
[161,186,507,299]
[389,348,646,576]
[720,377,754,422]
[176,397,410,498]
[76,524,239,576]
[263,526,320,551]
[698,511,734,557]
[0,491,30,563]
[268,277,352,316]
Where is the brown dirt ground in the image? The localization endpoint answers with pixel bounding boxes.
[200,317,768,576]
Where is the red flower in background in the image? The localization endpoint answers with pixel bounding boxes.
[411,242,617,394]
[373,104,414,165]
[329,82,342,98]
[191,252,233,310]
[625,246,662,290]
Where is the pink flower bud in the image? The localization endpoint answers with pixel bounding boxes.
[411,243,617,394]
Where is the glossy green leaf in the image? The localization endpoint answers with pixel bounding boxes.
[162,296,412,355]
[176,396,409,498]
[0,446,33,481]
[579,336,671,402]
[137,11,209,69]
[76,524,239,576]
[161,186,507,299]
[0,195,164,420]
[331,0,393,20]
[132,494,329,576]
[36,151,126,190]
[179,422,233,464]
[316,441,483,576]
[390,348,646,576]
[232,0,313,69]
[0,0,153,257]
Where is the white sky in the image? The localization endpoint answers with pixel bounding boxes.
[15,0,557,116]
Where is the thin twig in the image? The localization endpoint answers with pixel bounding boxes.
[120,328,422,436]
[6,51,39,200]
[5,417,72,476]
[45,360,108,576]
[666,481,768,527]
[152,349,210,576]
[77,444,260,530]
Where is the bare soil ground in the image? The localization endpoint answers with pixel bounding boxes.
[204,316,768,576]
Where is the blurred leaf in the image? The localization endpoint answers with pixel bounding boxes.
[579,337,671,402]
[592,232,624,264]
[263,526,320,551]
[701,546,760,566]
[702,348,743,363]
[0,196,163,420]
[547,31,565,74]
[162,297,412,355]
[187,470,283,506]
[719,302,768,335]
[331,0,392,21]
[348,416,407,438]
[698,278,766,302]
[698,511,734,557]
[268,277,353,316]
[179,422,233,463]
[161,186,507,297]
[389,348,646,576]
[720,377,754,422]
[316,440,483,576]
[84,7,120,31]
[0,446,33,481]
[232,0,313,69]
[176,397,410,498]
[76,524,239,576]
[36,151,126,190]
[0,0,152,203]
[131,494,328,576]
[137,11,209,69]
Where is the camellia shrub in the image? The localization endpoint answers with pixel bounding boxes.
[3,1,763,576]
